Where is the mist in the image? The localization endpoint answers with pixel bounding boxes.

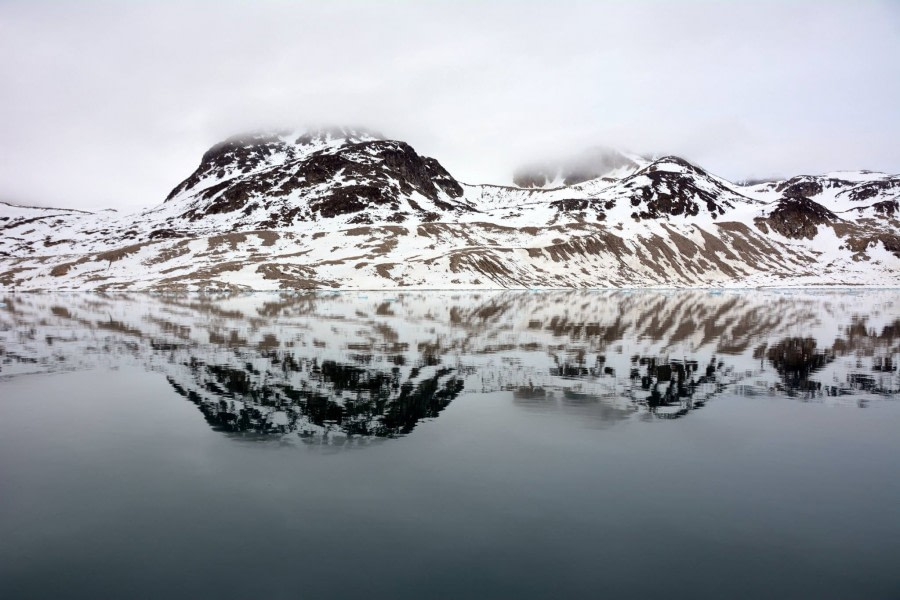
[1,0,899,211]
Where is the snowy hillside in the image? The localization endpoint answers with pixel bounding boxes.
[1,128,898,290]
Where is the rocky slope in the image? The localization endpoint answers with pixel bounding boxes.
[1,127,898,290]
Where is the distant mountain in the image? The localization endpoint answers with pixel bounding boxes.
[513,147,641,188]
[1,127,898,290]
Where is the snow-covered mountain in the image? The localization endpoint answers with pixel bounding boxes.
[1,127,898,290]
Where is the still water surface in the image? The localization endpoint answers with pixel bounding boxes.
[1,291,899,598]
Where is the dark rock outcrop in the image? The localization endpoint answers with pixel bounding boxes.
[845,177,900,202]
[779,178,823,199]
[872,199,899,217]
[762,197,836,240]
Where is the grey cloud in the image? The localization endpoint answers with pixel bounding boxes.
[1,0,898,210]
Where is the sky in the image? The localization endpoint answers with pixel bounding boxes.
[1,0,899,211]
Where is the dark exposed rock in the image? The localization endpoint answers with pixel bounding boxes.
[846,177,900,202]
[767,174,900,207]
[549,198,607,221]
[310,185,387,218]
[775,175,856,197]
[551,199,591,211]
[422,157,464,198]
[763,197,836,240]
[872,199,899,216]
[148,228,183,240]
[779,179,823,199]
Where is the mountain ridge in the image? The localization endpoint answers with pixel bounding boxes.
[1,128,898,290]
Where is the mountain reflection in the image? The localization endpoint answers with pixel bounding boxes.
[166,357,462,444]
[1,291,898,444]
[764,338,833,395]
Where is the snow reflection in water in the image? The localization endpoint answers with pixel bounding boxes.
[1,290,898,444]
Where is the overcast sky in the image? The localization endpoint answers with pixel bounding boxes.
[1,0,899,211]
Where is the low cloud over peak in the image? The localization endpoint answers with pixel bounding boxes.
[1,0,898,210]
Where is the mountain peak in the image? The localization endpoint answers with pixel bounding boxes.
[160,127,467,228]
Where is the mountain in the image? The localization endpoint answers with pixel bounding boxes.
[1,128,898,290]
[161,127,470,228]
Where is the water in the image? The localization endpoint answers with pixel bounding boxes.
[1,290,899,599]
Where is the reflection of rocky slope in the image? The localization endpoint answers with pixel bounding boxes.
[1,291,897,443]
[1,129,898,290]
[166,358,463,443]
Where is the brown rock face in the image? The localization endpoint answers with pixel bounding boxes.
[764,197,836,240]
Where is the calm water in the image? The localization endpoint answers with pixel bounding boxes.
[1,290,899,599]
